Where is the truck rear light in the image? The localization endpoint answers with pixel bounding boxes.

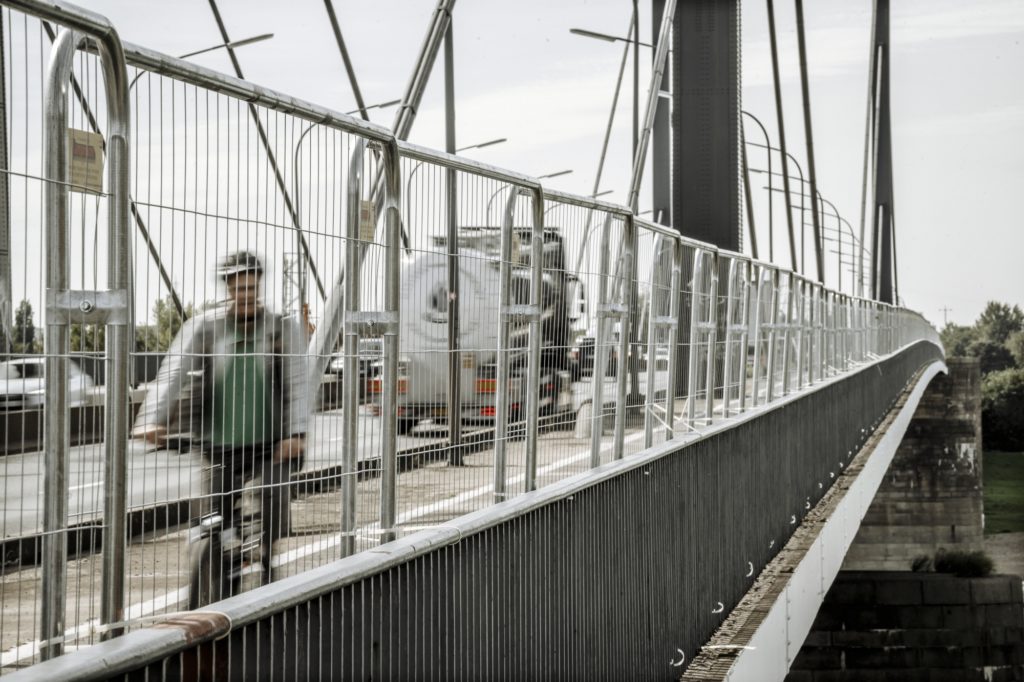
[480,406,496,417]
[370,377,408,394]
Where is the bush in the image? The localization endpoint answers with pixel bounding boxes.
[933,548,994,578]
[982,368,1024,451]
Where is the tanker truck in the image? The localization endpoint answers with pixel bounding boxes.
[379,226,579,434]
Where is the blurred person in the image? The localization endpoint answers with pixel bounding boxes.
[133,250,309,608]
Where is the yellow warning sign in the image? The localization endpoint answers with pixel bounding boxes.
[67,128,104,195]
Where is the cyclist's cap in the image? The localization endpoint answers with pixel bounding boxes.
[217,251,263,279]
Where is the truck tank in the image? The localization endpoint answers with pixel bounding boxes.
[390,227,574,434]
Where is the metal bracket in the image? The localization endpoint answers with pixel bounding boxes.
[46,289,129,325]
[596,303,628,319]
[502,304,539,323]
[345,310,398,337]
[651,315,676,328]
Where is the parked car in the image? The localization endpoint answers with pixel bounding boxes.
[0,357,95,410]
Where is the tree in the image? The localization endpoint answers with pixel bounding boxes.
[940,323,977,357]
[70,323,105,353]
[982,367,1024,451]
[13,299,40,354]
[968,338,1015,376]
[1007,330,1024,368]
[976,301,1024,345]
[135,295,194,353]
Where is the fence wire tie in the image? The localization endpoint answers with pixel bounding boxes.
[669,649,686,667]
[746,561,754,577]
[711,602,724,614]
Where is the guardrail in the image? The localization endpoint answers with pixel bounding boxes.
[0,0,941,674]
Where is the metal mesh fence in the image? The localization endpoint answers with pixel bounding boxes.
[0,0,943,675]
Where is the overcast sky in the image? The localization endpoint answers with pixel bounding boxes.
[61,0,1024,326]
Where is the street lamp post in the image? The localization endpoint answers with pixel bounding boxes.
[486,169,572,225]
[119,32,276,319]
[129,33,274,90]
[742,111,774,262]
[291,99,401,313]
[405,138,507,231]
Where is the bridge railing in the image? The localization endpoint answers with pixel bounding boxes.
[0,0,941,673]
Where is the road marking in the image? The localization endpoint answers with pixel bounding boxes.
[271,428,648,568]
[1,588,189,667]
[69,481,102,492]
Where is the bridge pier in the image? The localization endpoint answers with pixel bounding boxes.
[844,357,984,570]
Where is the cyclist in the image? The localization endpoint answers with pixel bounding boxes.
[133,251,309,607]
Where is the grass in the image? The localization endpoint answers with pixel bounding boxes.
[984,451,1024,534]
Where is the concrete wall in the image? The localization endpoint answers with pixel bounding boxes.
[844,358,984,570]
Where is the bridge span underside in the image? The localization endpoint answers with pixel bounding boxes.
[25,342,943,681]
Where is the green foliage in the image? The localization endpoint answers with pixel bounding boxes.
[982,369,1024,452]
[940,323,977,357]
[976,302,1024,345]
[12,299,41,354]
[70,323,105,353]
[135,295,194,352]
[940,300,1024,477]
[983,451,1024,534]
[1007,331,1024,367]
[932,549,995,578]
[969,338,1015,375]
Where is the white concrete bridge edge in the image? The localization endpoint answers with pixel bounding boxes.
[723,360,948,682]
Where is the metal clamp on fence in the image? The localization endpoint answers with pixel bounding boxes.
[344,311,399,337]
[596,302,628,319]
[501,304,540,324]
[45,288,129,325]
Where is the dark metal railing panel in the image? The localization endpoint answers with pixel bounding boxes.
[13,342,942,681]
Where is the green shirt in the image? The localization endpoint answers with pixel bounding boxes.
[208,332,273,446]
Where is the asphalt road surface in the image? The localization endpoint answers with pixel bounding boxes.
[0,407,449,539]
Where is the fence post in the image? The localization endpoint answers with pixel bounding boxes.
[494,185,519,500]
[751,265,766,407]
[664,239,682,438]
[339,139,366,557]
[524,187,544,491]
[766,269,780,403]
[613,213,635,458]
[589,214,614,467]
[42,24,132,655]
[643,234,672,448]
[702,251,719,425]
[737,260,751,414]
[685,250,705,426]
[41,28,75,661]
[721,258,737,419]
[379,137,402,542]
